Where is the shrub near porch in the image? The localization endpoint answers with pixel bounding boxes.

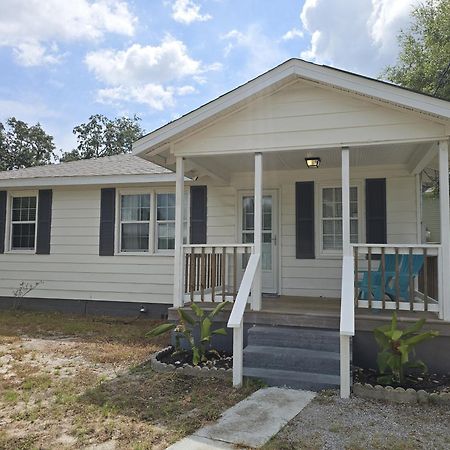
[0,311,257,450]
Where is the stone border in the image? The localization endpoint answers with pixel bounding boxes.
[150,346,232,380]
[353,382,450,404]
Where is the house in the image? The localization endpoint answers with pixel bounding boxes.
[1,59,449,397]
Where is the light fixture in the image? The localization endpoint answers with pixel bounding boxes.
[305,157,321,169]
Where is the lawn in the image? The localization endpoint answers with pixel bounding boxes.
[0,310,257,450]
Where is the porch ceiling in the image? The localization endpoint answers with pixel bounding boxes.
[188,141,434,175]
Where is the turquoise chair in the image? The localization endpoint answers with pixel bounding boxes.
[385,255,424,301]
[357,254,397,301]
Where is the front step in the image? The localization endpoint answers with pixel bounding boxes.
[243,367,340,391]
[243,325,341,391]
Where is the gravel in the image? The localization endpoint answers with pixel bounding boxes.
[264,390,450,449]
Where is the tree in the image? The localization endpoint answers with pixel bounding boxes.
[382,0,450,100]
[0,117,56,171]
[60,114,145,162]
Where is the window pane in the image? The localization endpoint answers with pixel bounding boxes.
[121,194,150,222]
[242,232,254,244]
[323,203,334,218]
[158,222,175,250]
[157,193,175,221]
[12,196,36,222]
[11,223,35,249]
[121,223,149,252]
[322,188,333,202]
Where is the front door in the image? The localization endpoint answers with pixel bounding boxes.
[240,191,278,294]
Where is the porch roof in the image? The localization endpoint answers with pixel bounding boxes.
[133,58,450,164]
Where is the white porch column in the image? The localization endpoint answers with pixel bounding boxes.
[439,140,450,321]
[252,152,263,311]
[341,147,351,257]
[173,156,185,308]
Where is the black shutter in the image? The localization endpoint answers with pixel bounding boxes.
[99,188,116,256]
[36,189,52,254]
[296,181,315,259]
[366,178,387,244]
[0,191,6,254]
[190,185,207,244]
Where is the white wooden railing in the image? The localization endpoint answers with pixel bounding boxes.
[353,244,441,313]
[227,252,260,387]
[183,244,253,303]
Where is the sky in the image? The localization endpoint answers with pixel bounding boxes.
[0,0,419,156]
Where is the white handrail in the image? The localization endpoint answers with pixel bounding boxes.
[227,252,260,387]
[340,255,355,399]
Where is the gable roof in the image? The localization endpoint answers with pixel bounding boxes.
[0,154,174,188]
[133,58,450,157]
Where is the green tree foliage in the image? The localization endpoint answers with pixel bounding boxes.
[60,114,145,162]
[0,117,56,171]
[382,0,450,100]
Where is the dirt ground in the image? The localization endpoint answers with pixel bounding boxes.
[0,311,256,450]
[264,390,450,450]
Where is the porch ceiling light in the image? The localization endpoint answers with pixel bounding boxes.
[305,157,321,168]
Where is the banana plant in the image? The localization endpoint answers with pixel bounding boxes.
[374,312,439,385]
[147,301,229,365]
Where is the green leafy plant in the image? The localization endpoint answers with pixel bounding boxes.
[147,302,229,366]
[374,312,439,385]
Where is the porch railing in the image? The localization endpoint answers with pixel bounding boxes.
[353,244,441,313]
[183,244,254,303]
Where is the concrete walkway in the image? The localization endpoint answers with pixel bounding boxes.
[166,387,316,449]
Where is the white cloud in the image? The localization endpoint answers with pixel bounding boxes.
[282,28,304,41]
[300,0,417,75]
[85,36,215,110]
[222,25,289,78]
[171,0,212,24]
[0,0,137,66]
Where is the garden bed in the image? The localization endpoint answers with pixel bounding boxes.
[353,366,450,404]
[150,346,233,380]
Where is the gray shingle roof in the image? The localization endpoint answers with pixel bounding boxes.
[0,154,172,180]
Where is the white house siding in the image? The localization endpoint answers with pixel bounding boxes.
[0,186,174,304]
[174,80,447,157]
[423,196,440,242]
[202,165,419,299]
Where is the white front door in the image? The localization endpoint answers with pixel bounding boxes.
[240,190,278,294]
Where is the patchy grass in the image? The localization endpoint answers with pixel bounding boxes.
[0,310,257,449]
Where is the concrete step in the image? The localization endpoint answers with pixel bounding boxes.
[243,345,340,375]
[243,367,340,391]
[247,325,339,352]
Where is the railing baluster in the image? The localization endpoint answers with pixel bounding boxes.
[354,246,358,305]
[184,252,189,294]
[409,248,414,311]
[381,247,386,310]
[395,248,400,309]
[423,247,428,311]
[233,247,237,301]
[211,247,216,302]
[201,247,206,301]
[222,247,226,302]
[367,247,372,309]
[190,247,195,302]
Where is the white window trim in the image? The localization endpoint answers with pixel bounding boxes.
[316,181,364,258]
[115,188,189,256]
[6,190,39,254]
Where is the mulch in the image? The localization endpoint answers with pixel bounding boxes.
[157,347,233,370]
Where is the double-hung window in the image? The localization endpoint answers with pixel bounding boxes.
[120,194,151,252]
[156,193,176,250]
[321,186,358,252]
[11,195,37,250]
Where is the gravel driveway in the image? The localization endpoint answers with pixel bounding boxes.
[264,390,450,450]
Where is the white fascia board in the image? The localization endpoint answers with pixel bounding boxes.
[0,173,182,188]
[132,59,450,157]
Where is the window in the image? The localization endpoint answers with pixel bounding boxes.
[156,193,176,250]
[120,194,150,252]
[11,196,37,250]
[321,187,358,251]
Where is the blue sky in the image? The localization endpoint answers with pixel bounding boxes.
[0,0,417,156]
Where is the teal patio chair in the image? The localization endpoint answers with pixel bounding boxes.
[357,254,396,301]
[385,254,424,301]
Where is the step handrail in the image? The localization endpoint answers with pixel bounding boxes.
[227,252,260,387]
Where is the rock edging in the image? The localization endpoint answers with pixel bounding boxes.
[150,346,232,380]
[353,382,450,404]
